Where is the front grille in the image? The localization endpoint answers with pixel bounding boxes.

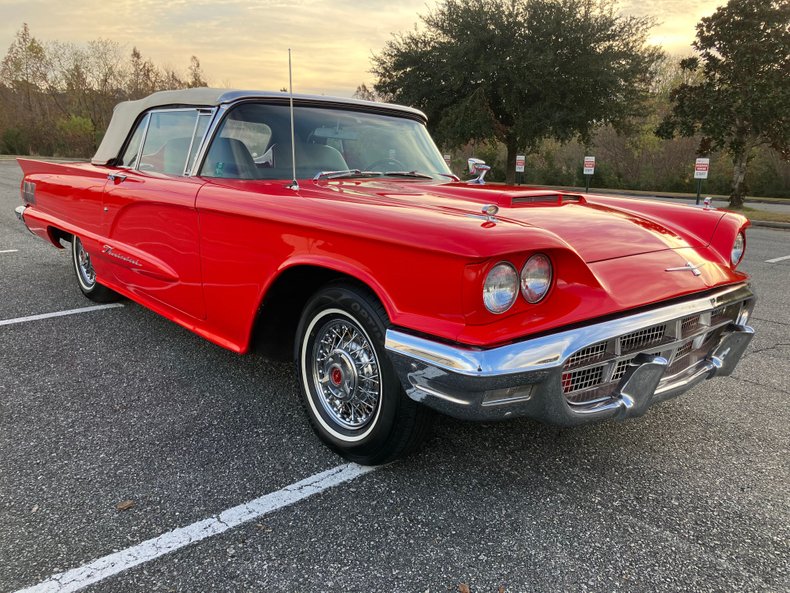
[565,341,607,368]
[675,341,694,359]
[562,295,748,405]
[562,366,604,393]
[612,359,631,382]
[619,324,667,353]
[712,303,741,325]
[681,315,701,337]
[566,383,613,404]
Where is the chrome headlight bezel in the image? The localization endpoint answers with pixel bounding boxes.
[483,262,519,314]
[731,232,745,267]
[520,253,553,303]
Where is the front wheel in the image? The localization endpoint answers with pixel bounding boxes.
[71,236,121,303]
[295,283,433,465]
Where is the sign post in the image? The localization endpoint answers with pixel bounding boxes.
[583,156,595,192]
[694,158,710,205]
[515,155,525,185]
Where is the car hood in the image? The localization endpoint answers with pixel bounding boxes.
[308,180,720,263]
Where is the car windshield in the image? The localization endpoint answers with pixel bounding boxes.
[200,103,452,181]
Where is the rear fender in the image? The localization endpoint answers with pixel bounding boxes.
[17,206,69,248]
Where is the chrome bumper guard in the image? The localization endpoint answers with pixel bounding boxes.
[385,284,755,424]
[15,205,27,222]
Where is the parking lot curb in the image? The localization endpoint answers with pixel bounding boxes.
[751,220,790,230]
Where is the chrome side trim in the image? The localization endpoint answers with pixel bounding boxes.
[385,284,754,378]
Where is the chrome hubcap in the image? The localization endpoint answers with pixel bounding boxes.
[75,238,96,287]
[311,318,380,430]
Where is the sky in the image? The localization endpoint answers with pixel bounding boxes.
[0,0,724,97]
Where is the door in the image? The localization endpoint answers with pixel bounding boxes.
[100,108,212,319]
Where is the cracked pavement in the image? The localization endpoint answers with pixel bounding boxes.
[0,160,788,593]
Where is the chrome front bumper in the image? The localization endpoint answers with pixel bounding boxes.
[385,284,755,425]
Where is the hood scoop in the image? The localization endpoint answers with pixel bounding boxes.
[510,193,584,206]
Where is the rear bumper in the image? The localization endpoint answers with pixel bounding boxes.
[385,284,755,424]
[15,204,27,222]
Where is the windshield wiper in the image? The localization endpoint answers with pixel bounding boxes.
[313,169,383,180]
[313,169,435,181]
[381,170,434,179]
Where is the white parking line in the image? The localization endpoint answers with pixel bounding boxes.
[0,249,19,254]
[0,303,124,327]
[765,254,790,263]
[14,463,375,593]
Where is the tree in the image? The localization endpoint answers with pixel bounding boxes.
[657,0,790,208]
[1,24,50,153]
[0,24,217,157]
[372,0,662,183]
[352,83,390,103]
[128,47,161,99]
[187,55,207,88]
[160,66,184,90]
[0,24,48,107]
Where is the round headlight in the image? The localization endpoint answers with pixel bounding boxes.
[731,232,745,266]
[521,254,553,303]
[483,262,519,314]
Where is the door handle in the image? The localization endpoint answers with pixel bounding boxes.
[108,173,127,183]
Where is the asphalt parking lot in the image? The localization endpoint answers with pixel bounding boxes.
[1,159,788,593]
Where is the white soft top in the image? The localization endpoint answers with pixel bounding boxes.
[91,88,427,166]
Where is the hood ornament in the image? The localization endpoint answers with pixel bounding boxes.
[467,158,490,185]
[481,204,499,222]
[665,261,704,276]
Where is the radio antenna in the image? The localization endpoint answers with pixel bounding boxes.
[287,48,299,191]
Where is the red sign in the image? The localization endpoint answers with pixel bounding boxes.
[583,156,595,175]
[694,158,710,179]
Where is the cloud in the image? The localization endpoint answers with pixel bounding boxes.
[0,0,718,96]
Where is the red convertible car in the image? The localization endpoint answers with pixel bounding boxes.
[16,89,755,464]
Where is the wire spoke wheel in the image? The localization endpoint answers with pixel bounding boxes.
[296,283,434,464]
[74,237,96,289]
[311,318,381,431]
[71,235,120,303]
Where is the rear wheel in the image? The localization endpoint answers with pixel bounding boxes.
[71,236,121,303]
[295,283,433,465]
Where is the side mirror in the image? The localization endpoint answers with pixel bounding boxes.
[467,157,491,185]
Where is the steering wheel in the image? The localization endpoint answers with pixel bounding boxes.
[363,158,406,172]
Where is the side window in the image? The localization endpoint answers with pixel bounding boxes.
[220,118,272,160]
[119,114,149,168]
[200,104,274,179]
[138,110,200,175]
